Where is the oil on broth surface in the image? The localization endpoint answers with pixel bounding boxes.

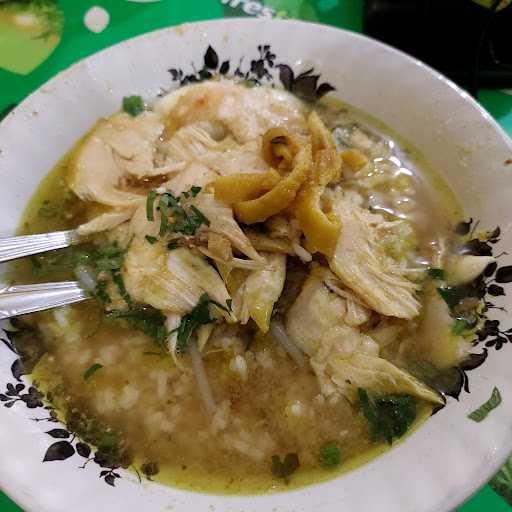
[10,91,464,494]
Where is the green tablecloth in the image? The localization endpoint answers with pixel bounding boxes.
[0,1,511,510]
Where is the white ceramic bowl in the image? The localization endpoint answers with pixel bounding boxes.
[0,19,512,512]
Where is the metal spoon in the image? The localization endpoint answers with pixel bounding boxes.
[0,281,89,320]
[0,230,82,264]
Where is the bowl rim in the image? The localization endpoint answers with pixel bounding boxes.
[1,17,512,512]
[3,17,510,151]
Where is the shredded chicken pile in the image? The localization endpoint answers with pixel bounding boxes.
[68,80,492,409]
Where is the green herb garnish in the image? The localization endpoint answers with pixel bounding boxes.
[145,188,210,241]
[452,318,470,335]
[122,95,144,117]
[95,241,127,271]
[437,286,468,310]
[111,271,133,307]
[271,453,300,480]
[427,268,445,280]
[468,387,502,422]
[241,79,258,89]
[107,305,168,348]
[146,189,158,221]
[358,388,417,445]
[319,442,341,469]
[189,205,210,227]
[98,432,118,451]
[173,293,218,354]
[226,298,233,312]
[95,281,111,304]
[145,235,158,245]
[158,194,170,236]
[83,363,103,381]
[167,241,178,250]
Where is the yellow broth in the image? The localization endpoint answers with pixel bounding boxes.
[10,97,463,494]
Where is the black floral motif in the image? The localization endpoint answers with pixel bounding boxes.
[43,440,75,462]
[477,319,512,350]
[0,337,124,486]
[442,221,511,397]
[276,65,336,101]
[76,442,91,458]
[11,358,25,382]
[167,44,335,102]
[168,45,224,86]
[411,220,512,401]
[0,382,43,409]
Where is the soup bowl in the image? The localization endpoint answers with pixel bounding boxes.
[0,19,511,512]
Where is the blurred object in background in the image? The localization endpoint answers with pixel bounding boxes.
[363,0,512,96]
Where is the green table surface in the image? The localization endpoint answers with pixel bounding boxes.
[0,1,511,510]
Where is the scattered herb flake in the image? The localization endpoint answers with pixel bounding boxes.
[241,79,258,89]
[437,286,468,310]
[226,298,233,312]
[271,453,300,480]
[452,318,469,335]
[29,255,43,274]
[158,195,170,236]
[107,305,168,348]
[145,235,158,245]
[95,281,111,304]
[111,271,133,307]
[189,205,210,227]
[83,363,103,381]
[96,242,126,271]
[98,432,118,451]
[174,293,216,354]
[468,387,502,422]
[167,241,178,251]
[145,188,210,240]
[146,189,157,221]
[427,268,445,280]
[320,442,341,469]
[122,95,144,117]
[358,388,417,445]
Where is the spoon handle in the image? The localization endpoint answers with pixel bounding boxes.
[0,230,82,264]
[0,281,89,320]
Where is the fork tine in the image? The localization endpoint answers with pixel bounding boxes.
[0,230,82,264]
[0,281,89,320]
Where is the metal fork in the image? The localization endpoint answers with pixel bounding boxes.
[0,230,82,264]
[0,282,90,320]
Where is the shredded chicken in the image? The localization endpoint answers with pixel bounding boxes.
[285,267,442,405]
[161,124,269,177]
[328,189,420,319]
[156,80,308,143]
[77,208,136,236]
[192,192,263,262]
[243,252,286,333]
[68,112,174,207]
[164,161,219,196]
[123,237,232,318]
